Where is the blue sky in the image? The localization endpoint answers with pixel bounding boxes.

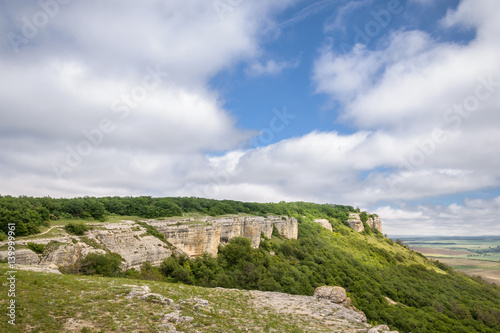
[0,0,499,236]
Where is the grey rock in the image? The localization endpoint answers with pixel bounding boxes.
[148,215,298,257]
[0,248,40,265]
[125,285,173,305]
[163,310,194,323]
[367,324,399,333]
[314,286,347,304]
[313,219,333,232]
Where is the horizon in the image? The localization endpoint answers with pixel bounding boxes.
[1,0,499,237]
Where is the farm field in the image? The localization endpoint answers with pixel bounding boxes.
[398,236,500,285]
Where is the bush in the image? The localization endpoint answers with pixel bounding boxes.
[65,222,89,235]
[27,242,45,254]
[79,253,124,277]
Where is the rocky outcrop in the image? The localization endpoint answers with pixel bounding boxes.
[313,219,333,232]
[148,222,222,257]
[368,325,399,333]
[0,248,40,265]
[347,213,383,233]
[88,221,174,269]
[347,213,365,232]
[40,242,105,267]
[0,221,174,270]
[147,215,298,257]
[367,215,383,233]
[314,286,350,306]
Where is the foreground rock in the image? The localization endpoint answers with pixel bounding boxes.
[314,285,351,307]
[249,288,398,333]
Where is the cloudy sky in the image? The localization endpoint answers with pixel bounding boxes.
[1,0,499,236]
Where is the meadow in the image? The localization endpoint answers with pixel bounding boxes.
[401,237,500,285]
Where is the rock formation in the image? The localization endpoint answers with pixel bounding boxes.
[313,218,333,232]
[87,220,174,269]
[314,285,351,307]
[0,221,174,270]
[147,215,298,257]
[347,213,365,232]
[347,213,383,233]
[367,215,383,233]
[40,242,106,267]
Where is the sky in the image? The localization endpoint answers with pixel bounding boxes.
[1,0,499,236]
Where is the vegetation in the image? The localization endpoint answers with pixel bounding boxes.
[4,196,500,332]
[0,264,310,333]
[0,195,354,236]
[64,222,90,235]
[27,242,45,254]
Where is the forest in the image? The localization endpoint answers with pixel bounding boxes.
[2,195,500,332]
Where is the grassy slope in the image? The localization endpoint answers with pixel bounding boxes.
[0,264,343,333]
[4,214,500,332]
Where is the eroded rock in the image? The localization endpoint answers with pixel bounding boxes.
[313,219,333,232]
[314,286,347,304]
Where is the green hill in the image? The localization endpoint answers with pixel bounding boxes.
[2,196,500,332]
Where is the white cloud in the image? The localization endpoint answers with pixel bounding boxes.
[0,0,292,191]
[246,58,300,76]
[376,196,500,236]
[1,0,500,238]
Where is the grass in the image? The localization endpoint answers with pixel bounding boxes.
[407,237,500,284]
[0,264,314,333]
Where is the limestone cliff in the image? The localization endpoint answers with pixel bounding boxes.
[367,215,383,233]
[146,215,298,257]
[0,221,174,270]
[313,219,333,232]
[347,213,365,232]
[347,213,383,233]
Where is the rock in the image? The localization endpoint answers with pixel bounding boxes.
[163,310,194,323]
[125,285,173,305]
[367,215,383,233]
[90,221,174,270]
[15,264,61,274]
[347,213,383,233]
[314,286,347,304]
[39,242,106,267]
[313,219,333,232]
[148,215,298,257]
[347,214,365,232]
[0,248,40,265]
[181,298,209,308]
[249,289,370,330]
[367,324,399,333]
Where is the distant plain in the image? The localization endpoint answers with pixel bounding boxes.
[399,237,500,285]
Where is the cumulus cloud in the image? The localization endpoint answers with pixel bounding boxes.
[0,0,291,194]
[245,58,300,76]
[1,0,499,236]
[376,196,500,236]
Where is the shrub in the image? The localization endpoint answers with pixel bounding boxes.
[27,242,45,254]
[79,253,124,277]
[65,222,89,235]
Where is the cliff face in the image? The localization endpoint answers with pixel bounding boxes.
[313,219,333,232]
[89,221,174,269]
[0,221,174,270]
[147,215,298,257]
[367,215,383,233]
[347,213,383,233]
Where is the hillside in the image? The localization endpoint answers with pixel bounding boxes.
[2,196,500,332]
[1,264,389,333]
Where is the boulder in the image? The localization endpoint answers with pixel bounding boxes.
[368,324,399,333]
[314,286,347,304]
